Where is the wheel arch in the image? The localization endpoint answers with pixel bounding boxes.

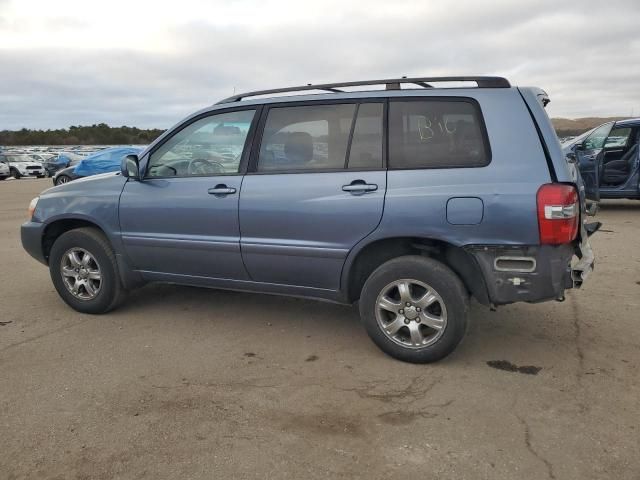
[342,236,490,306]
[42,218,108,263]
[42,216,143,290]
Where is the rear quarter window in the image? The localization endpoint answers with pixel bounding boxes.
[389,99,490,169]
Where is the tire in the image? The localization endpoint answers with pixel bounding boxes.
[359,255,468,363]
[0,176,7,181]
[55,175,71,185]
[10,168,21,179]
[49,228,126,314]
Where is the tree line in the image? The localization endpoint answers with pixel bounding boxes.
[0,124,165,146]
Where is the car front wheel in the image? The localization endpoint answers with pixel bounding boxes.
[359,255,468,363]
[10,168,21,179]
[49,228,126,314]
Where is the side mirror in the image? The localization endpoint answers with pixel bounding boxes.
[566,152,577,164]
[122,154,140,180]
[574,143,584,152]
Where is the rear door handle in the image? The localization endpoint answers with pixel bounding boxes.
[208,185,236,195]
[342,181,378,194]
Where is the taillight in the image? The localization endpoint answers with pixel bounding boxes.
[537,184,579,245]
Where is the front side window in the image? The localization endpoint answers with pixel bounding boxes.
[389,100,489,169]
[147,109,255,177]
[257,104,355,172]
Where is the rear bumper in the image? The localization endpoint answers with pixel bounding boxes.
[468,243,581,306]
[21,221,47,265]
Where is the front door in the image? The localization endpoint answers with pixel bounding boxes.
[119,108,257,280]
[239,102,386,290]
[576,122,613,202]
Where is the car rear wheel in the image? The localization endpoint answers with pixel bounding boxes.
[10,168,21,179]
[55,175,71,185]
[49,228,126,314]
[359,255,468,363]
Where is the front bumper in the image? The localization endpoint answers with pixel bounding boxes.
[21,221,47,265]
[468,243,582,306]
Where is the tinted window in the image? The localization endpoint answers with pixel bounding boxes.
[605,127,631,148]
[147,109,255,177]
[348,103,383,169]
[257,104,355,172]
[389,100,489,169]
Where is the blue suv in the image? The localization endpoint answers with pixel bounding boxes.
[21,77,597,363]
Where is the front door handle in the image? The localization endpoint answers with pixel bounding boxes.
[342,180,378,194]
[208,185,236,196]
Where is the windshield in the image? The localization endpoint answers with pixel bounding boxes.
[5,155,34,163]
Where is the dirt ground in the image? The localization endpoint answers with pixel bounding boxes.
[1,178,638,479]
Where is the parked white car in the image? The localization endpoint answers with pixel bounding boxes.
[0,154,45,179]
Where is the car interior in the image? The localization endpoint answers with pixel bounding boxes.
[600,128,639,186]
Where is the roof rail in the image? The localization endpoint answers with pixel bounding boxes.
[217,76,511,104]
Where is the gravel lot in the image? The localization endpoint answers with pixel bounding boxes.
[1,178,639,479]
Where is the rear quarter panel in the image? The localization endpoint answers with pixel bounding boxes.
[376,88,551,247]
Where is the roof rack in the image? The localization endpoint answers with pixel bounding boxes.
[217,76,510,104]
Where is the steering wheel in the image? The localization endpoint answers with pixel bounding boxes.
[187,158,225,175]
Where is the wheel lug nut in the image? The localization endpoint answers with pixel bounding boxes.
[416,318,421,323]
[404,319,410,324]
[399,309,404,314]
[405,302,411,307]
[416,307,421,312]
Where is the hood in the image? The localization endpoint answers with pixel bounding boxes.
[43,171,125,196]
[14,161,43,168]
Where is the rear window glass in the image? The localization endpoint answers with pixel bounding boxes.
[389,100,490,169]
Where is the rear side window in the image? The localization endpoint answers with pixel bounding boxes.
[257,104,355,172]
[389,99,490,169]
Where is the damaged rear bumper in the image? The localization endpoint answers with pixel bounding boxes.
[467,239,594,306]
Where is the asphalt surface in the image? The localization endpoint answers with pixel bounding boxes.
[1,178,638,479]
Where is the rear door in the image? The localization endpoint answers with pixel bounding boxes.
[576,122,614,202]
[239,101,386,290]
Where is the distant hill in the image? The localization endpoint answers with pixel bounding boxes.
[551,117,628,137]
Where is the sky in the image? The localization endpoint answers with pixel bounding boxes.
[1,0,639,130]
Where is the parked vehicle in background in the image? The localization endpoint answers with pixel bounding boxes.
[21,76,598,363]
[0,154,45,179]
[29,153,55,164]
[43,152,86,177]
[52,147,143,185]
[573,118,640,200]
[0,160,9,180]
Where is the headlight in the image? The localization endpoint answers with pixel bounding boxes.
[28,197,39,220]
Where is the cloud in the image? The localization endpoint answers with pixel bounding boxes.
[1,0,639,129]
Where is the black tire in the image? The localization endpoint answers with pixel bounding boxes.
[55,175,71,185]
[10,168,21,179]
[359,255,468,363]
[49,228,126,314]
[0,176,6,181]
